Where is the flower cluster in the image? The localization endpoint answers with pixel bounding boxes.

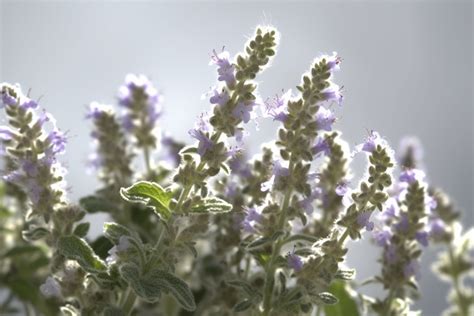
[0,26,471,316]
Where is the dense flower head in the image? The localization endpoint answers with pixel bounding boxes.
[86,101,114,120]
[397,136,424,169]
[117,74,162,149]
[315,106,336,131]
[0,83,68,219]
[399,168,426,185]
[40,276,62,298]
[241,206,263,233]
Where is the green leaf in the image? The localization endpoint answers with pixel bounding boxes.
[334,269,356,281]
[120,181,173,220]
[233,300,254,312]
[190,197,232,214]
[103,222,135,244]
[324,281,360,316]
[57,235,107,273]
[318,292,339,305]
[73,222,90,238]
[79,195,116,213]
[21,227,50,241]
[2,245,42,258]
[120,263,196,311]
[90,236,114,260]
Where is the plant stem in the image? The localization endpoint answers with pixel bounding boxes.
[143,145,152,174]
[121,287,137,316]
[448,245,468,316]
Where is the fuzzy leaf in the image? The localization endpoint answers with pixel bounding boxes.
[324,281,360,316]
[79,195,116,214]
[21,227,50,241]
[57,235,107,273]
[73,222,90,238]
[190,197,232,214]
[120,263,196,311]
[120,181,173,220]
[103,222,135,244]
[318,292,339,305]
[233,300,254,312]
[334,269,356,281]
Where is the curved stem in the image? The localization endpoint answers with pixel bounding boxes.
[121,287,137,316]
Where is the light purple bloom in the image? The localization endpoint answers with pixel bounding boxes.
[335,180,350,196]
[357,211,374,231]
[403,260,420,280]
[241,206,263,233]
[228,155,252,178]
[106,236,130,264]
[233,101,256,124]
[399,168,425,184]
[261,160,289,192]
[320,84,343,105]
[358,131,380,153]
[426,195,437,210]
[40,276,61,298]
[0,84,18,107]
[395,214,410,233]
[210,50,235,86]
[20,98,38,110]
[312,138,331,157]
[415,230,429,247]
[384,244,398,264]
[315,106,336,131]
[263,90,291,122]
[0,126,14,140]
[189,129,213,156]
[209,88,230,106]
[45,130,67,155]
[429,218,446,238]
[287,251,304,272]
[324,52,342,72]
[299,189,321,215]
[373,228,392,247]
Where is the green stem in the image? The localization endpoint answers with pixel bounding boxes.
[143,145,152,174]
[121,287,137,316]
[262,158,295,315]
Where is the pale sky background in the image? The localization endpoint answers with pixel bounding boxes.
[1,0,473,314]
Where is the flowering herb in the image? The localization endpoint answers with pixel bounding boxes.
[0,26,471,316]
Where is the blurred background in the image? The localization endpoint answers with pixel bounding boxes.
[1,0,472,314]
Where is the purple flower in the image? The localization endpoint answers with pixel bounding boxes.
[429,218,446,238]
[382,198,399,220]
[86,102,109,120]
[403,260,420,280]
[106,236,131,264]
[0,126,14,140]
[189,129,213,156]
[299,189,321,215]
[315,106,336,131]
[241,206,263,233]
[357,131,381,153]
[415,230,429,247]
[263,90,291,122]
[395,213,409,233]
[20,98,38,110]
[320,84,343,105]
[0,84,19,107]
[357,211,374,231]
[384,244,398,264]
[373,228,392,247]
[40,276,61,298]
[324,52,342,72]
[335,180,350,196]
[209,88,230,106]
[225,181,238,199]
[228,155,252,178]
[287,251,304,272]
[210,50,235,86]
[312,138,331,157]
[425,195,438,210]
[261,160,289,192]
[399,168,425,184]
[233,101,257,124]
[45,130,67,155]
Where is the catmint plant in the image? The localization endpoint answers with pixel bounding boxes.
[0,25,472,316]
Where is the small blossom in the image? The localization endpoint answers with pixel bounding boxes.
[86,102,113,120]
[299,189,321,215]
[382,198,399,220]
[287,251,304,272]
[0,126,14,140]
[210,50,235,86]
[335,180,350,196]
[373,228,392,247]
[324,52,342,72]
[189,129,213,156]
[315,106,336,131]
[232,101,257,124]
[429,218,446,238]
[106,236,130,264]
[399,168,425,184]
[209,87,230,106]
[40,276,61,298]
[241,206,263,233]
[415,230,429,247]
[395,213,410,233]
[263,90,291,122]
[312,138,331,157]
[357,211,374,231]
[320,84,343,105]
[385,244,398,264]
[357,131,380,153]
[261,160,289,192]
[403,260,420,280]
